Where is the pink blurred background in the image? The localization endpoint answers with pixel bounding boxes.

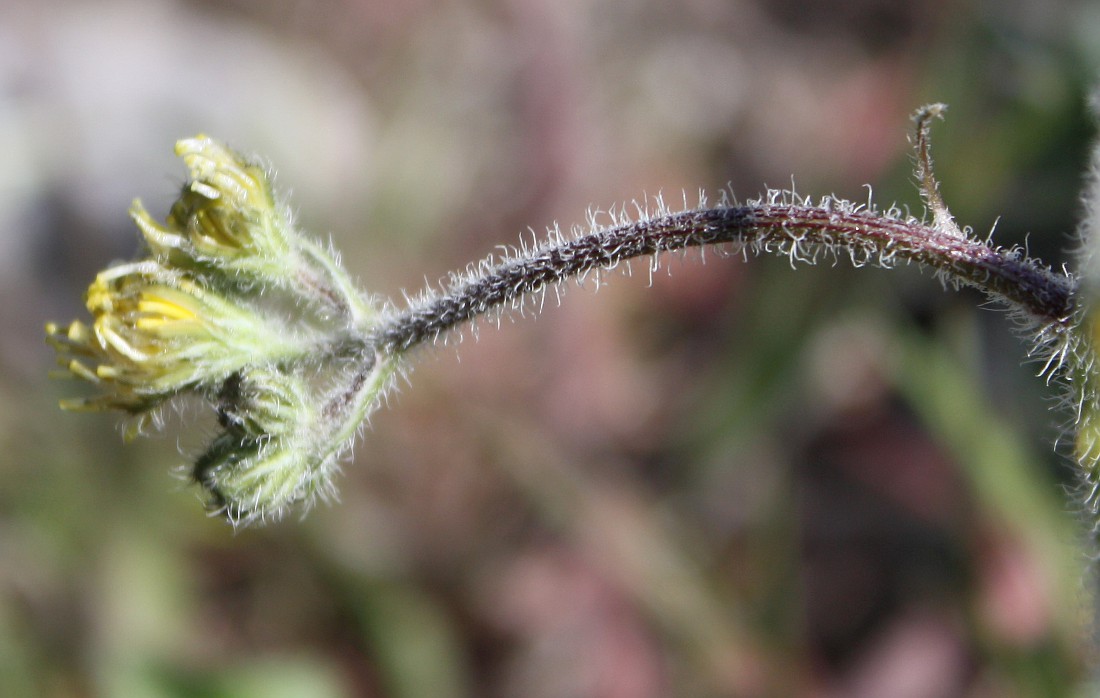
[2,0,1098,695]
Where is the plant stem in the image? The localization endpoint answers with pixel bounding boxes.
[371,201,1077,357]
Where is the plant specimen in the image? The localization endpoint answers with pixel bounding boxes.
[45,106,1092,531]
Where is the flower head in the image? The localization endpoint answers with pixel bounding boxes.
[215,367,312,437]
[194,432,327,525]
[195,357,396,524]
[129,135,376,323]
[196,367,327,523]
[130,136,295,278]
[46,260,311,418]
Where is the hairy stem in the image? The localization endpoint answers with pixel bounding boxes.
[371,202,1077,357]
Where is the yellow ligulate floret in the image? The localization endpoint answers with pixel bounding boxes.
[138,292,199,320]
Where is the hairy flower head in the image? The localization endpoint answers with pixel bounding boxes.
[195,356,396,524]
[46,260,312,420]
[47,134,391,523]
[130,136,295,279]
[195,368,322,523]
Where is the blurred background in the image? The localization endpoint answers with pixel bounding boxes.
[3,0,1100,695]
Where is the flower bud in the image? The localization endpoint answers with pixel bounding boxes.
[194,355,396,524]
[215,367,311,437]
[193,431,322,525]
[195,367,323,524]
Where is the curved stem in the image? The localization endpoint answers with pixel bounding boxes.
[371,202,1077,357]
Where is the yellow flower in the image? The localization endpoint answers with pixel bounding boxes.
[131,135,293,276]
[131,135,377,323]
[46,260,312,416]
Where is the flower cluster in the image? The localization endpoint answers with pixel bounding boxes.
[47,136,391,524]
